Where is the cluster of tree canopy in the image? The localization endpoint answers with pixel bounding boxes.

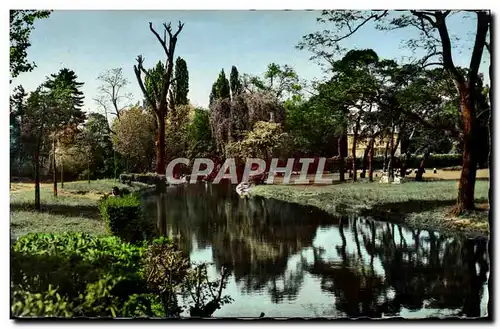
[10,10,491,215]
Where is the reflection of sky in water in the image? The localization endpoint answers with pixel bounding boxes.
[148,185,490,318]
[183,223,489,318]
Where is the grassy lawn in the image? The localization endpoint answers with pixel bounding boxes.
[10,179,150,239]
[251,177,490,237]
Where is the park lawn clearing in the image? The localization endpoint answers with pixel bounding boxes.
[10,179,151,239]
[250,179,490,237]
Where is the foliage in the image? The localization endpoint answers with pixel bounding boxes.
[210,69,231,104]
[242,63,302,101]
[11,232,233,318]
[11,285,74,317]
[112,105,156,173]
[98,194,145,241]
[173,57,189,106]
[209,92,285,156]
[226,121,291,160]
[165,104,193,161]
[10,10,51,79]
[229,65,242,98]
[188,108,216,158]
[10,233,149,318]
[284,95,340,156]
[74,113,115,179]
[119,172,166,186]
[143,237,190,316]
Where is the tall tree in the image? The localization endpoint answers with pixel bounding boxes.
[173,57,189,106]
[10,86,28,177]
[44,68,85,196]
[95,67,132,180]
[298,10,491,214]
[10,10,51,80]
[112,105,156,173]
[209,83,217,108]
[230,65,242,99]
[79,113,114,180]
[214,69,231,100]
[134,21,184,176]
[21,78,85,209]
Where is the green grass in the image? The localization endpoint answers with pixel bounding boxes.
[251,180,490,236]
[10,179,152,239]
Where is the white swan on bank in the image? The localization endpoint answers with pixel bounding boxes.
[236,182,252,197]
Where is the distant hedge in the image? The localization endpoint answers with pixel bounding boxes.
[120,173,166,186]
[327,153,462,171]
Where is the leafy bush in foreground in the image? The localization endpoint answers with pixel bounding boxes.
[11,233,232,318]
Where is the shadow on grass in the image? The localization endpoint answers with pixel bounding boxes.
[10,202,101,220]
[370,199,457,215]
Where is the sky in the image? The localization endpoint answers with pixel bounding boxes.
[11,10,490,112]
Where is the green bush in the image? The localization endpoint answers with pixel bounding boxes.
[99,194,145,242]
[10,233,233,318]
[11,285,74,318]
[10,233,151,318]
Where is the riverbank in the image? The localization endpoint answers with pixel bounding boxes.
[250,179,490,238]
[10,180,152,239]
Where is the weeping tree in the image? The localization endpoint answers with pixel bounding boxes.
[298,10,491,214]
[209,92,285,158]
[134,21,184,175]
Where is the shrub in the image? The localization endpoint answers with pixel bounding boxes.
[11,285,74,318]
[10,233,233,318]
[99,194,144,242]
[11,233,149,318]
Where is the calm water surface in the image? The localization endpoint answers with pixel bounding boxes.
[140,183,489,318]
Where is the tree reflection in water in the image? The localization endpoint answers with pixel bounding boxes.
[140,183,489,318]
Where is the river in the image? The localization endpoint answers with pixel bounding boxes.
[140,183,489,318]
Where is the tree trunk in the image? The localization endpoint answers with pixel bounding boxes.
[34,150,40,211]
[415,151,429,181]
[155,113,167,175]
[52,138,57,197]
[352,118,361,181]
[454,93,479,214]
[360,145,370,179]
[61,157,64,189]
[400,151,411,178]
[338,136,345,182]
[388,131,401,180]
[87,156,91,184]
[113,149,117,183]
[368,138,375,182]
[382,137,390,172]
[387,128,395,179]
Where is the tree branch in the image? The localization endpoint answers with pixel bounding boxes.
[433,11,465,86]
[134,55,158,114]
[149,22,169,55]
[333,11,389,43]
[467,11,490,86]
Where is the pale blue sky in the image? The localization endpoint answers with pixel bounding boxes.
[11,10,489,111]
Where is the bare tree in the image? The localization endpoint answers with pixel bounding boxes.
[95,68,132,133]
[134,21,184,175]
